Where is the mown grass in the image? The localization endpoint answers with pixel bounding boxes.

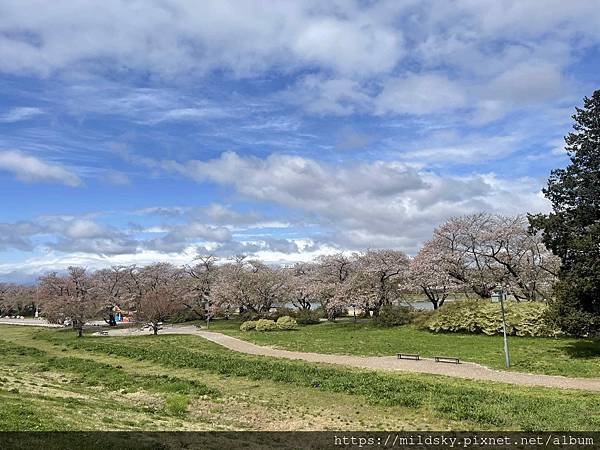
[1,325,462,431]
[0,332,222,431]
[35,330,600,431]
[43,356,219,398]
[0,389,70,431]
[208,320,600,377]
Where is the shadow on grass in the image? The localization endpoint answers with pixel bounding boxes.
[563,340,600,358]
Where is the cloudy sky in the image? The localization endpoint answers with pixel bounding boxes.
[1,0,599,281]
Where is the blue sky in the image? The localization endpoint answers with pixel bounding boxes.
[0,0,599,281]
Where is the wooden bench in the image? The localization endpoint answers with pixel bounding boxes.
[99,330,109,336]
[397,353,420,361]
[434,356,460,364]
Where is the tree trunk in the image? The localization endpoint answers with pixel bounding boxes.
[422,286,439,310]
[438,296,446,309]
[152,323,158,335]
[77,326,83,337]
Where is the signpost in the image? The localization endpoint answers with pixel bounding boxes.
[492,289,511,368]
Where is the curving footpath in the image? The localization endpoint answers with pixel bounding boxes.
[104,326,600,392]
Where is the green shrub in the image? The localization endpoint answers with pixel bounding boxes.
[254,319,278,332]
[276,316,298,330]
[426,300,558,337]
[545,287,600,337]
[411,309,436,329]
[239,321,258,332]
[164,394,189,416]
[293,309,321,325]
[373,305,414,327]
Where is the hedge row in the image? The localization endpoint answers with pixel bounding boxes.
[425,300,558,337]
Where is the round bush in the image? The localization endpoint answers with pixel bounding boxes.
[255,319,278,332]
[425,300,558,337]
[276,315,298,330]
[373,305,414,327]
[239,320,258,332]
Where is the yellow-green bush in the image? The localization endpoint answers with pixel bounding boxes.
[239,320,258,332]
[276,315,298,330]
[426,300,558,337]
[255,319,278,332]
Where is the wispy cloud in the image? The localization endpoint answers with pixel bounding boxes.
[0,107,44,123]
[0,150,82,186]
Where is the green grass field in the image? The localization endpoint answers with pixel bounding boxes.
[208,319,600,378]
[1,324,600,432]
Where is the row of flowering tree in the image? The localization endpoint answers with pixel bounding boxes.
[0,213,560,335]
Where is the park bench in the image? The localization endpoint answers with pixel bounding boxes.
[99,330,109,336]
[434,356,460,364]
[397,353,420,360]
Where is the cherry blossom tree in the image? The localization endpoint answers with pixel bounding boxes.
[352,249,410,315]
[93,265,134,326]
[408,240,463,309]
[430,214,559,300]
[281,262,319,311]
[184,254,219,318]
[431,213,499,298]
[311,253,354,320]
[332,270,378,315]
[247,260,286,313]
[132,263,188,334]
[0,283,36,317]
[474,215,559,300]
[0,283,12,317]
[38,267,100,336]
[210,256,285,317]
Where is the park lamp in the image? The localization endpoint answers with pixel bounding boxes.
[491,288,511,368]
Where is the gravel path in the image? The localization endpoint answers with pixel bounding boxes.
[100,325,600,392]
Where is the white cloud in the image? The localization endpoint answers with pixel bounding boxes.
[291,17,403,75]
[0,107,44,123]
[287,75,372,115]
[147,151,550,253]
[62,219,110,240]
[102,170,131,186]
[0,238,344,281]
[376,73,467,115]
[0,150,82,186]
[401,133,524,164]
[0,0,405,78]
[0,0,595,123]
[483,62,566,105]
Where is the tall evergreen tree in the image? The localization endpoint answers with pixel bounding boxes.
[529,90,600,336]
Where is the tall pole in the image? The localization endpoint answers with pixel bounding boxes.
[499,291,510,368]
[205,301,210,330]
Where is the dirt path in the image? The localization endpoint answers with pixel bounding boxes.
[101,326,600,392]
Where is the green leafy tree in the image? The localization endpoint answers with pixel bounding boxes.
[529,90,600,336]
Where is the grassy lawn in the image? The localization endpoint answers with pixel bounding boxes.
[207,319,600,378]
[1,325,599,431]
[0,325,475,432]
